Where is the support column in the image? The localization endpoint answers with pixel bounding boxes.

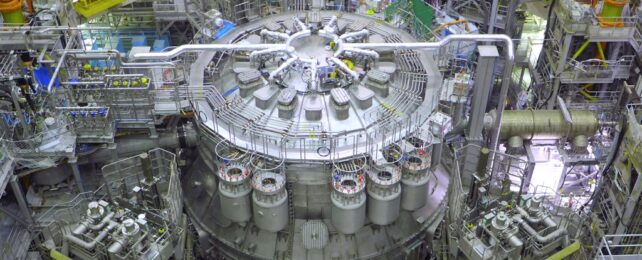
[462,46,499,189]
[488,0,499,33]
[10,175,33,225]
[547,34,573,109]
[69,158,86,193]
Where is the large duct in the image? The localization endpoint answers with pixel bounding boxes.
[484,109,599,140]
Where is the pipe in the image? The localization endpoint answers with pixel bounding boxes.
[269,57,299,80]
[513,215,567,244]
[326,16,338,28]
[339,29,369,42]
[62,49,176,68]
[318,29,338,41]
[249,47,293,63]
[300,58,318,89]
[330,57,359,80]
[285,29,311,47]
[72,212,116,235]
[433,20,471,34]
[337,47,380,60]
[293,17,307,31]
[79,128,196,164]
[515,206,557,228]
[108,238,126,254]
[65,221,118,250]
[507,235,524,249]
[563,171,599,187]
[571,40,591,60]
[322,16,338,34]
[596,42,608,68]
[484,109,599,140]
[48,33,75,92]
[133,44,284,60]
[260,29,290,41]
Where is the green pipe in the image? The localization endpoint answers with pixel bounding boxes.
[571,39,591,60]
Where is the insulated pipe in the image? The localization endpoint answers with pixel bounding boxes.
[285,29,311,47]
[300,58,318,89]
[269,57,299,80]
[133,44,285,60]
[108,238,127,254]
[326,16,338,28]
[72,212,116,235]
[249,47,293,63]
[330,57,360,80]
[293,17,307,31]
[63,50,176,68]
[508,235,524,248]
[515,206,557,228]
[318,30,339,41]
[484,109,599,140]
[65,221,118,250]
[322,16,338,34]
[513,216,567,244]
[79,128,196,164]
[260,29,290,41]
[563,171,599,187]
[337,47,380,60]
[339,29,370,42]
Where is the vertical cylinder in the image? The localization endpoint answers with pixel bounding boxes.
[401,153,431,211]
[251,172,289,232]
[217,164,253,223]
[0,0,23,25]
[366,165,401,225]
[331,172,366,234]
[139,153,153,183]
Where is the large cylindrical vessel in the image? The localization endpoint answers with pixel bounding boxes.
[486,109,599,140]
[367,165,401,225]
[401,153,431,211]
[217,164,253,223]
[331,172,366,234]
[251,171,289,232]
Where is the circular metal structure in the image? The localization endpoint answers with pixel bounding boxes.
[301,220,330,250]
[181,11,448,259]
[192,12,440,162]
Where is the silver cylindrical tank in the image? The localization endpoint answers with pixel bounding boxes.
[331,172,366,234]
[217,164,253,223]
[367,165,401,225]
[401,153,431,211]
[251,171,289,232]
